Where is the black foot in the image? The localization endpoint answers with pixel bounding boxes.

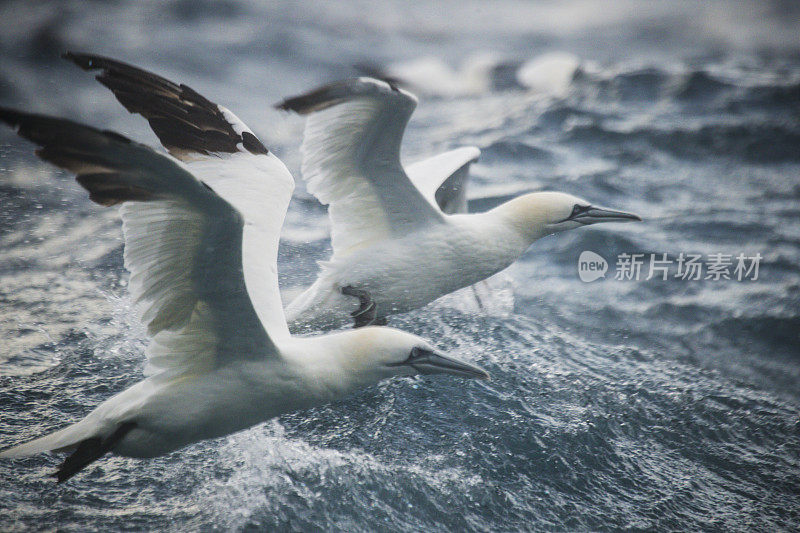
[341,286,384,328]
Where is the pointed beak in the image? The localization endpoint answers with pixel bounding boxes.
[404,348,490,380]
[573,206,642,225]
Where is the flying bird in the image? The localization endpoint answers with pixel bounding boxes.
[355,52,505,97]
[276,77,642,330]
[355,51,582,97]
[0,54,488,483]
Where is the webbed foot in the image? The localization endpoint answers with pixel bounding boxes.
[340,285,385,328]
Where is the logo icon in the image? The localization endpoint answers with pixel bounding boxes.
[578,251,608,282]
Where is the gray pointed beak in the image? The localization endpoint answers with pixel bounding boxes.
[575,206,642,225]
[403,348,490,380]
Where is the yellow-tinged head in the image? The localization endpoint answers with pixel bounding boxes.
[492,191,642,242]
[322,326,489,389]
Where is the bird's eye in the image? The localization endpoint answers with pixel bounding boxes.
[569,204,591,219]
[387,346,421,367]
[407,346,427,362]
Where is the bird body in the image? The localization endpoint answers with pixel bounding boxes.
[287,208,532,330]
[3,329,439,460]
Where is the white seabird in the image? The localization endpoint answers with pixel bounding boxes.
[0,54,488,483]
[357,52,503,97]
[357,51,582,97]
[277,77,642,331]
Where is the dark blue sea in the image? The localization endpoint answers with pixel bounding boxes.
[1,1,798,530]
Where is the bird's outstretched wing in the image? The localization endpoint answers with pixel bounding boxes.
[63,52,271,161]
[0,108,289,377]
[406,146,480,214]
[63,52,294,342]
[276,77,444,258]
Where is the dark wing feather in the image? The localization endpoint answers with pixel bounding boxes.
[63,52,269,159]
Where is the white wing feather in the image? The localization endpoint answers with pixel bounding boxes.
[281,78,444,258]
[119,158,290,377]
[406,146,480,214]
[63,55,297,347]
[183,149,295,343]
[0,108,290,378]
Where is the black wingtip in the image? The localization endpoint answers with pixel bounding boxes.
[273,98,298,113]
[0,106,22,129]
[273,100,292,112]
[63,52,270,157]
[62,51,124,72]
[273,95,300,113]
[62,51,94,70]
[275,77,409,116]
[63,51,147,79]
[353,62,404,89]
[0,106,134,148]
[273,82,346,115]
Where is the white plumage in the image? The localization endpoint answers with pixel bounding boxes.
[406,146,480,214]
[297,79,443,256]
[0,56,488,483]
[280,78,641,331]
[357,51,582,97]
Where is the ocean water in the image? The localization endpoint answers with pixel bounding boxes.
[1,1,799,531]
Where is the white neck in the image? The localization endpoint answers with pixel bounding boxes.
[483,193,553,243]
[437,193,565,286]
[278,329,394,402]
[453,194,551,255]
[428,206,540,293]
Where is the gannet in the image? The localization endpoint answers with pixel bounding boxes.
[277,77,641,331]
[356,52,503,97]
[0,54,488,483]
[357,51,582,97]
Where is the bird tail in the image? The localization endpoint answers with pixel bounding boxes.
[1,419,136,483]
[0,420,95,458]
